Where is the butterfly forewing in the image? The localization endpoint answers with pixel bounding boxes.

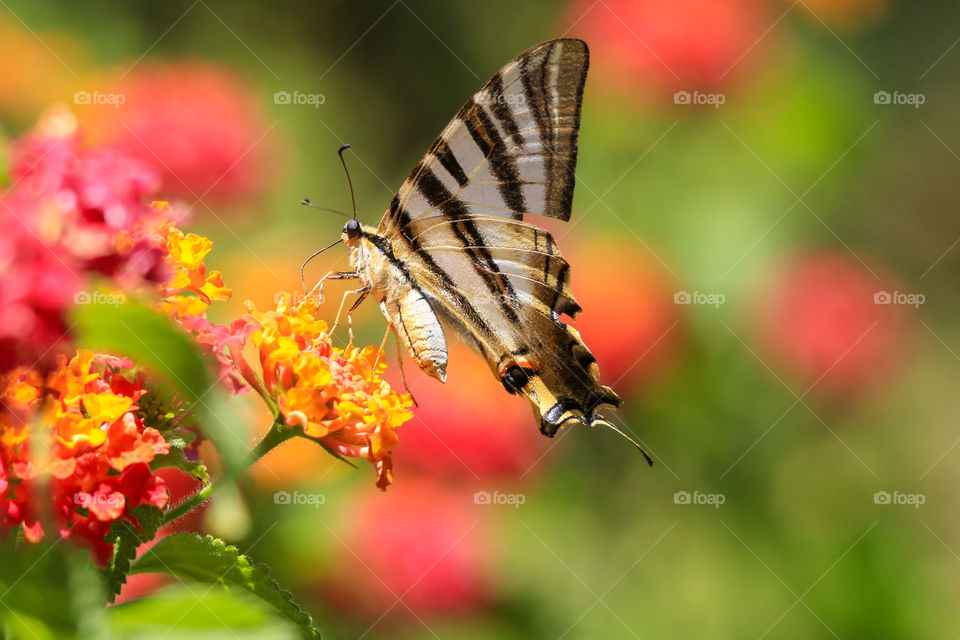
[354,38,621,437]
[379,38,587,234]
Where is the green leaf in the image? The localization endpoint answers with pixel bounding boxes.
[130,533,320,640]
[107,584,301,640]
[71,297,248,475]
[72,297,211,404]
[149,428,209,482]
[104,505,164,603]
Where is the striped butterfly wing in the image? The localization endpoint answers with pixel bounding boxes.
[379,38,621,436]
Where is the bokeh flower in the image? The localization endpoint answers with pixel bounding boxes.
[81,62,277,205]
[0,19,87,126]
[0,109,175,373]
[753,251,911,397]
[325,479,491,619]
[390,343,544,483]
[565,237,680,393]
[563,0,774,98]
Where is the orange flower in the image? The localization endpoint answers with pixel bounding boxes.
[0,351,170,566]
[236,294,413,489]
[152,221,254,394]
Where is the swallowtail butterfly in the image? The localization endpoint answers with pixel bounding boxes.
[314,39,646,457]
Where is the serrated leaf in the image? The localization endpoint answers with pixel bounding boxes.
[71,298,248,475]
[149,447,209,482]
[130,533,320,640]
[149,428,208,482]
[104,505,164,603]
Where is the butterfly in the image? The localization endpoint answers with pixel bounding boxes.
[312,39,647,457]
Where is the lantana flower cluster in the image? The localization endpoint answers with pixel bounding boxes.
[0,110,414,565]
[234,295,413,489]
[0,351,169,566]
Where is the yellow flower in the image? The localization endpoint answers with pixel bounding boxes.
[167,227,212,270]
[160,225,232,304]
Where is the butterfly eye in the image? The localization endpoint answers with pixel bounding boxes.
[344,219,361,240]
[501,365,533,394]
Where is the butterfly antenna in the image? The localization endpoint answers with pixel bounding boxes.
[598,419,654,466]
[300,238,343,294]
[301,199,351,218]
[337,143,358,220]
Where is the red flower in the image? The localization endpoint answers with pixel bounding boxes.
[83,62,277,205]
[754,251,911,396]
[326,479,491,619]
[563,0,774,97]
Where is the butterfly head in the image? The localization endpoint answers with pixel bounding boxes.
[342,218,362,244]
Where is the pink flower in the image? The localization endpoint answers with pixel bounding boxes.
[0,110,175,372]
[563,0,774,97]
[326,479,491,619]
[754,251,911,396]
[83,62,277,205]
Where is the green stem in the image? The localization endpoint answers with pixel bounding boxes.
[161,418,295,525]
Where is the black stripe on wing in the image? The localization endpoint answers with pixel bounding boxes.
[380,38,589,236]
[415,168,522,324]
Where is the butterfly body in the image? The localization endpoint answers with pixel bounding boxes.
[345,224,449,382]
[335,39,625,438]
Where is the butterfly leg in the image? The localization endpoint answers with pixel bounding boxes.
[395,338,419,407]
[368,323,391,374]
[308,270,360,305]
[345,287,371,344]
[331,285,371,338]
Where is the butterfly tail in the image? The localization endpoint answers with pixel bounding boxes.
[510,318,622,436]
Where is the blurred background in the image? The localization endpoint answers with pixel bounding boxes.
[2,0,959,637]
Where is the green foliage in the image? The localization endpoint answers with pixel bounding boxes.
[106,585,303,640]
[0,536,106,639]
[148,428,209,483]
[103,505,165,603]
[130,533,320,640]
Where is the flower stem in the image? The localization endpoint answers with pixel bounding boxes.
[161,418,295,525]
